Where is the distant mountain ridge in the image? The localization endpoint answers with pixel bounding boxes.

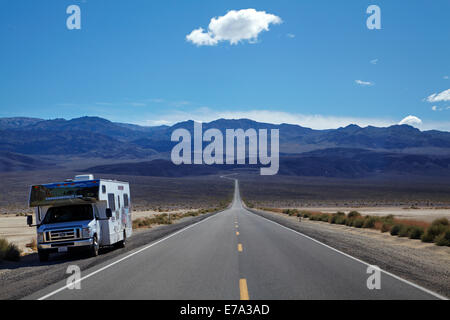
[2,116,450,177]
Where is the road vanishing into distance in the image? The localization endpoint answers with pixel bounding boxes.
[27,180,443,300]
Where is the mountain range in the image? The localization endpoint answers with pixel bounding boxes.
[2,116,450,177]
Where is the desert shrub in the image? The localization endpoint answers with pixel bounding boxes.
[320,214,331,222]
[421,230,434,243]
[0,238,21,262]
[282,209,299,216]
[301,211,311,219]
[390,224,402,236]
[408,226,425,239]
[421,224,448,243]
[353,218,364,228]
[435,230,450,246]
[338,217,347,225]
[4,243,21,261]
[431,218,449,227]
[330,212,346,224]
[398,225,411,237]
[348,211,361,219]
[329,215,338,224]
[363,217,377,229]
[382,214,395,223]
[381,223,391,233]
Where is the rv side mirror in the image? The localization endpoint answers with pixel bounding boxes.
[105,208,112,219]
[27,215,33,226]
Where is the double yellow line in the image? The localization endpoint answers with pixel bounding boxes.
[235,219,249,300]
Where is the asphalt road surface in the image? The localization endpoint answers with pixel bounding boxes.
[26,180,444,300]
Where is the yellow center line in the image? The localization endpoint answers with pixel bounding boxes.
[238,243,243,252]
[239,279,250,300]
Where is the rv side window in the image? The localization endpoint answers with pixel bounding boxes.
[118,195,121,209]
[123,194,129,208]
[102,185,106,194]
[108,193,116,211]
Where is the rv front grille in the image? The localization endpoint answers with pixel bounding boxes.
[47,228,81,242]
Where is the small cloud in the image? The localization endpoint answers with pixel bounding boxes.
[186,8,282,46]
[355,80,374,86]
[370,59,378,65]
[399,115,422,127]
[286,33,295,38]
[432,106,439,111]
[426,89,450,103]
[444,76,449,80]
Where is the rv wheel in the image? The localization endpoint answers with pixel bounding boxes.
[38,250,49,262]
[90,235,99,257]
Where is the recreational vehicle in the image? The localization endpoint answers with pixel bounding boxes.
[27,174,132,262]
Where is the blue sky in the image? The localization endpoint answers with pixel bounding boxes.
[0,0,449,130]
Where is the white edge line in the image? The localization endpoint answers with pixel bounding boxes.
[37,212,221,300]
[246,208,448,301]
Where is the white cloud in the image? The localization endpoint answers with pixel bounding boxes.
[286,33,295,38]
[186,9,282,46]
[432,106,438,111]
[355,80,374,86]
[370,59,378,65]
[444,76,449,80]
[426,89,450,103]
[186,28,218,46]
[399,115,422,127]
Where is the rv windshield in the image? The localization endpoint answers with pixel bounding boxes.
[42,205,93,224]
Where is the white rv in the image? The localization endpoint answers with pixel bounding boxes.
[27,174,132,262]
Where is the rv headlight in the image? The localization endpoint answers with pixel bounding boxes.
[82,227,91,238]
[37,232,44,243]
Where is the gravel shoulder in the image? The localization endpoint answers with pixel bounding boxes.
[247,207,450,299]
[0,210,223,300]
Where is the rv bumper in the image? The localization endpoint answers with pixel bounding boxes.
[38,238,94,250]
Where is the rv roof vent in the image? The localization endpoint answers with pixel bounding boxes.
[74,174,94,181]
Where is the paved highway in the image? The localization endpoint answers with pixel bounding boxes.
[27,180,443,300]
